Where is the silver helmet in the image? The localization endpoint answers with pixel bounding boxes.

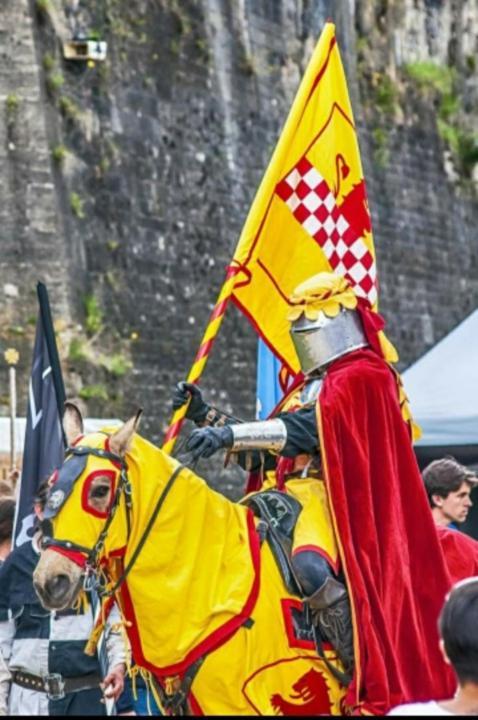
[290,307,368,376]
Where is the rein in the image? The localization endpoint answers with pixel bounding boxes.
[102,462,184,597]
[42,444,184,598]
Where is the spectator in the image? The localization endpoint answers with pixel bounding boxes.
[423,457,477,529]
[0,498,15,565]
[388,577,478,715]
[0,481,132,716]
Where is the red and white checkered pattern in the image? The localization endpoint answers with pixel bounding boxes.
[275,157,377,305]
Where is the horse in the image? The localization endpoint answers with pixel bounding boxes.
[33,403,346,716]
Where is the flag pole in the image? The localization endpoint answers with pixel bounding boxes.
[4,348,19,477]
[36,283,114,714]
[162,265,239,455]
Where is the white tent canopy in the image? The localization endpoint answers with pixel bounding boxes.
[402,309,478,447]
[0,418,121,455]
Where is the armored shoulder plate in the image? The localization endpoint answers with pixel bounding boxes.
[300,378,323,407]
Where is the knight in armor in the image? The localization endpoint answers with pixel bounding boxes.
[172,273,374,681]
[173,272,457,713]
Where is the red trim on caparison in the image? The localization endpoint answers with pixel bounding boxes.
[81,469,117,519]
[188,692,203,716]
[71,434,84,447]
[281,598,315,651]
[104,437,123,469]
[292,544,341,576]
[108,545,127,559]
[49,544,87,568]
[118,509,262,678]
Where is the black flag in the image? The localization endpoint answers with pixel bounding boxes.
[13,283,66,545]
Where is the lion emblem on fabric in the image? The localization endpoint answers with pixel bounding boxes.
[270,669,332,715]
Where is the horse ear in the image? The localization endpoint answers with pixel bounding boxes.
[63,402,84,446]
[108,409,143,457]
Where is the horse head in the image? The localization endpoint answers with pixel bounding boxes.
[33,402,142,611]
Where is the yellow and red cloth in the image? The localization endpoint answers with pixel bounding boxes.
[230,22,378,380]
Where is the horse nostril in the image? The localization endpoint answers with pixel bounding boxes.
[45,574,71,600]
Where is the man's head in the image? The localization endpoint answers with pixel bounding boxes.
[439,577,478,685]
[423,457,477,527]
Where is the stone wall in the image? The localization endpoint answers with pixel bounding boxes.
[0,0,477,495]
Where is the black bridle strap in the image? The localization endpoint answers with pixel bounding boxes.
[42,445,130,562]
[42,469,127,562]
[67,445,125,465]
[104,463,184,597]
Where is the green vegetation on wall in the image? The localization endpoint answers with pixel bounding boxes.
[404,61,478,181]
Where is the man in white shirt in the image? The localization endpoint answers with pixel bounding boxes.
[388,577,478,715]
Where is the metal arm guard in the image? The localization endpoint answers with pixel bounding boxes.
[229,419,287,452]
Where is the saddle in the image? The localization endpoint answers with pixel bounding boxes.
[243,489,353,688]
[242,489,303,596]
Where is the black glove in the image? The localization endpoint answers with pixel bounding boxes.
[172,382,209,423]
[186,426,233,460]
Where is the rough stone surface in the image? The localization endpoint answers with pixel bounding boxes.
[0,0,477,497]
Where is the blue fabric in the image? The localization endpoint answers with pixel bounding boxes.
[256,339,282,419]
[133,685,162,715]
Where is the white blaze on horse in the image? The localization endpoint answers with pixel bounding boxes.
[33,403,346,715]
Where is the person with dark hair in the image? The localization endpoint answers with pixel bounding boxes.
[423,457,477,529]
[388,577,478,715]
[420,457,478,584]
[0,498,15,565]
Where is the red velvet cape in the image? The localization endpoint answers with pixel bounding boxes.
[318,349,456,714]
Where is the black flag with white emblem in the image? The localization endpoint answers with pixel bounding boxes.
[13,283,66,545]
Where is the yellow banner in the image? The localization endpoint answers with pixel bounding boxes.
[230,23,376,377]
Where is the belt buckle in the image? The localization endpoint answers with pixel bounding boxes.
[43,673,65,701]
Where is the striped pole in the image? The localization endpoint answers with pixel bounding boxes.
[162,265,239,455]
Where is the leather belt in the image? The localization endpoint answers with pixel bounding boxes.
[12,670,102,700]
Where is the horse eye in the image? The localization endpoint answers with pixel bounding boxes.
[91,485,110,499]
